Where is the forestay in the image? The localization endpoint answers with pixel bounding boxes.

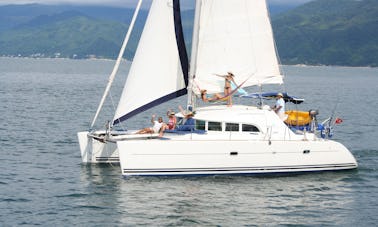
[113,0,188,124]
[192,0,283,94]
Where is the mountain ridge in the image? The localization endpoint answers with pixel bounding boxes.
[0,1,377,67]
[271,0,378,67]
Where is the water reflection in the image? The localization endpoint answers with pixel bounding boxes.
[77,165,124,224]
[71,171,360,226]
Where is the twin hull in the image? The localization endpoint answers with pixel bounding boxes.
[117,138,357,176]
[77,131,119,164]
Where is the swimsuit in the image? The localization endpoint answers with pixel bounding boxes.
[167,118,176,130]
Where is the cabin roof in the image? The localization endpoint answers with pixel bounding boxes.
[177,105,285,128]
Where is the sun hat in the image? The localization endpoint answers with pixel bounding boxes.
[186,111,195,116]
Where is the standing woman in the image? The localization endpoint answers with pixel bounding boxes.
[216,72,236,106]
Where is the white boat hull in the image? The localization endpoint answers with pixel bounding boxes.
[77,130,162,164]
[117,138,357,176]
[77,131,119,164]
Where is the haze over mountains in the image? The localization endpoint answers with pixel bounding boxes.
[0,0,376,67]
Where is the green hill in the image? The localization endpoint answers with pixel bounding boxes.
[272,0,378,67]
[0,11,139,59]
[0,1,377,66]
[0,5,148,59]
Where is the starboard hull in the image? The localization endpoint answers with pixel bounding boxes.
[117,139,357,176]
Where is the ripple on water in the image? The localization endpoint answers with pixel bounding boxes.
[1,60,378,226]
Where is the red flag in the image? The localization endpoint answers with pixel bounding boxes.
[335,117,343,124]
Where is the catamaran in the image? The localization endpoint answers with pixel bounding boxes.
[78,0,357,176]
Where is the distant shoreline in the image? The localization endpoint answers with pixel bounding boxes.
[0,56,374,69]
[0,56,129,62]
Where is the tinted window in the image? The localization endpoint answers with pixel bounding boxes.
[225,123,239,131]
[196,120,206,130]
[242,124,259,132]
[208,121,222,131]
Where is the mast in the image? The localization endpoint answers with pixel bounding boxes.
[90,0,143,129]
[187,0,202,110]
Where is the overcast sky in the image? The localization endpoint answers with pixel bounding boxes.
[0,0,314,8]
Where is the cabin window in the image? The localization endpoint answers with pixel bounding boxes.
[208,121,222,131]
[242,124,260,132]
[195,120,206,130]
[225,123,239,132]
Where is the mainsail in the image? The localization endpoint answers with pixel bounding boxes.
[192,0,283,94]
[113,0,188,124]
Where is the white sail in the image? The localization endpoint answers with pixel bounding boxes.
[192,0,283,94]
[113,0,187,124]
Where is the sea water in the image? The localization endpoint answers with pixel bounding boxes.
[0,57,377,226]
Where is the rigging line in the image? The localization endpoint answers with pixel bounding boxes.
[108,90,126,131]
[192,78,202,91]
[90,0,143,129]
[329,97,340,127]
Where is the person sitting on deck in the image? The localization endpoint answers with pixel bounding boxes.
[136,115,163,134]
[200,89,223,102]
[159,106,195,137]
[177,105,195,131]
[165,110,177,130]
[159,110,177,137]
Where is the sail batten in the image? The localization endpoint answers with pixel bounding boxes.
[113,0,188,125]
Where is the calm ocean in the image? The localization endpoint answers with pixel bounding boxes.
[0,57,377,226]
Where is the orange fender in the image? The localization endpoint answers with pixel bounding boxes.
[285,110,311,126]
